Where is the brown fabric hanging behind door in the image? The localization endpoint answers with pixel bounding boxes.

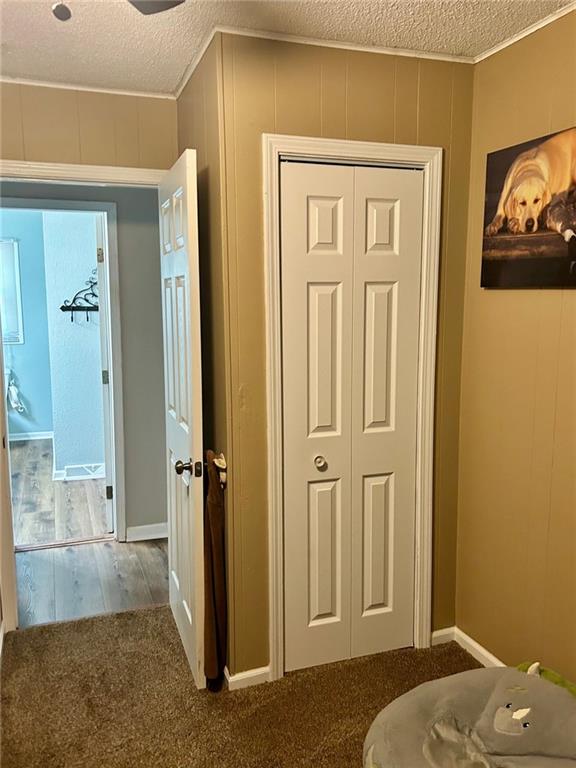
[204,449,227,689]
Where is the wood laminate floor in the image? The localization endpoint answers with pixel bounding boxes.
[10,439,108,547]
[10,439,169,629]
[16,539,169,628]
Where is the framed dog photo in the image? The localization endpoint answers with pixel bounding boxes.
[482,126,576,288]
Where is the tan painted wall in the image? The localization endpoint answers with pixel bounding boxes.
[9,18,571,679]
[1,82,178,168]
[213,34,473,672]
[177,35,230,465]
[457,11,576,679]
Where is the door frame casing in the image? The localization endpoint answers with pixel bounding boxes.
[0,160,164,188]
[263,134,443,682]
[0,160,164,636]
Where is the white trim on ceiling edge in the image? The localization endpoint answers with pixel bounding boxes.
[473,0,576,62]
[0,75,175,100]
[2,1,574,101]
[176,3,576,95]
[125,523,168,542]
[173,25,472,97]
[432,627,505,668]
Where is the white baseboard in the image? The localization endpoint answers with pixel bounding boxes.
[432,626,505,668]
[223,629,501,692]
[126,523,168,542]
[431,626,458,646]
[53,463,105,481]
[224,665,271,690]
[9,431,53,442]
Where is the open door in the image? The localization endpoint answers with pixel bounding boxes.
[159,150,205,688]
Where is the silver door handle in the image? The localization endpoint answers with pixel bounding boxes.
[314,455,328,471]
[175,459,193,475]
[175,459,203,477]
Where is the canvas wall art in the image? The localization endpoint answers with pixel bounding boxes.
[482,127,576,288]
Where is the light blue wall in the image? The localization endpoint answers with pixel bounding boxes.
[0,210,53,435]
[43,211,105,473]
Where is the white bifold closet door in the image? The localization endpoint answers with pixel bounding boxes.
[281,160,424,672]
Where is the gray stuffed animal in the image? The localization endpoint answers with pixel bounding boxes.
[364,663,576,768]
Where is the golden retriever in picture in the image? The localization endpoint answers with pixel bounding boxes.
[485,127,576,236]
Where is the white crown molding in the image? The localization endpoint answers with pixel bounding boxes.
[174,26,221,98]
[432,626,505,668]
[176,5,575,97]
[3,3,574,100]
[473,1,576,63]
[213,25,473,63]
[0,74,176,100]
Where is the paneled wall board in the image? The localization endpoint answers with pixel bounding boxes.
[217,33,473,672]
[0,82,178,169]
[457,11,576,680]
[0,83,25,160]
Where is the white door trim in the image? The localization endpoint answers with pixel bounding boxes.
[0,160,164,187]
[263,134,442,682]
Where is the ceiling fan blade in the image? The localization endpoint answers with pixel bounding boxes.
[127,0,184,14]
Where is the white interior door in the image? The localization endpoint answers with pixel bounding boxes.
[281,161,423,672]
[282,163,354,671]
[350,166,423,658]
[159,150,205,688]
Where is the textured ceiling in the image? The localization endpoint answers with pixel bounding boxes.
[0,0,573,95]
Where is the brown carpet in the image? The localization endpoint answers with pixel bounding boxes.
[0,606,479,768]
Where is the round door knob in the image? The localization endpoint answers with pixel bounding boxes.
[314,455,328,471]
[175,459,193,475]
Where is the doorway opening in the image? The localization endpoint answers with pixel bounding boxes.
[0,189,169,630]
[0,154,205,688]
[1,206,114,549]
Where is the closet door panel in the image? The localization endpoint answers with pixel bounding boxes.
[351,166,423,658]
[281,161,354,672]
